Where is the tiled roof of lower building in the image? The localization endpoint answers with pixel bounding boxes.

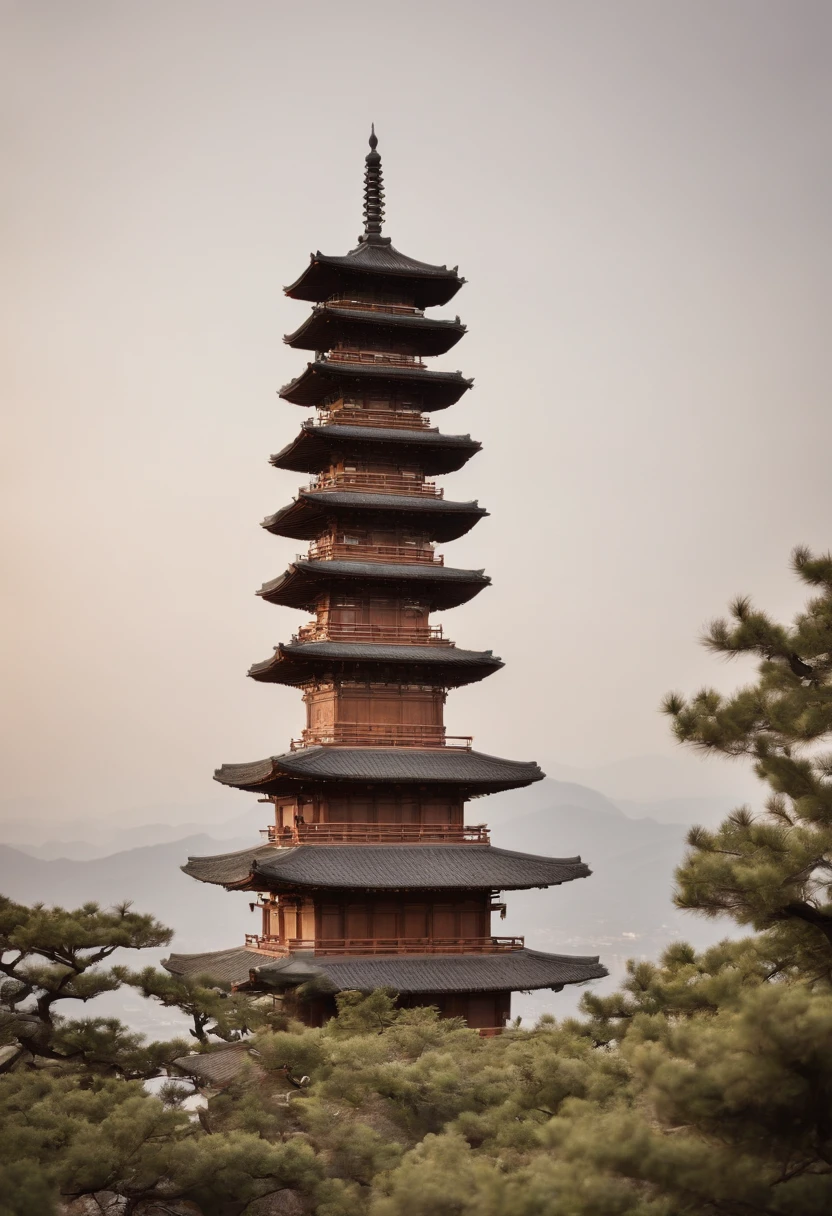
[171,1041,264,1088]
[162,946,259,986]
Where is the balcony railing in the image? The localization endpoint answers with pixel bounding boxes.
[245,935,524,956]
[326,298,424,317]
[290,724,472,751]
[307,471,442,498]
[306,539,443,566]
[294,622,451,646]
[312,410,434,432]
[325,350,425,369]
[260,822,490,846]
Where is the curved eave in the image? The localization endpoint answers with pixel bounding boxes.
[283,246,465,309]
[214,745,545,798]
[257,559,490,612]
[250,948,608,995]
[270,424,481,476]
[279,361,473,410]
[182,843,590,894]
[262,492,487,542]
[164,945,607,996]
[283,307,467,356]
[248,642,504,689]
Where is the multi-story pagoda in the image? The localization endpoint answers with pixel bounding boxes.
[165,131,606,1031]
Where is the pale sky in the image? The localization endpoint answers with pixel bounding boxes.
[2,0,830,820]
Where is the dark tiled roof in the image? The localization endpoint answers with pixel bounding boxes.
[214,745,544,796]
[182,843,589,892]
[258,559,490,612]
[163,946,259,986]
[252,948,607,995]
[279,361,472,410]
[248,641,502,689]
[262,492,486,543]
[270,424,481,476]
[284,306,466,356]
[172,1042,264,1088]
[284,241,465,309]
[181,845,276,888]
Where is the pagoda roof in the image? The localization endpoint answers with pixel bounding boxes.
[181,843,590,893]
[165,945,607,995]
[284,239,465,310]
[257,559,489,612]
[214,745,544,798]
[284,305,466,357]
[262,491,486,543]
[271,423,481,476]
[249,641,503,689]
[279,360,472,410]
[252,948,607,995]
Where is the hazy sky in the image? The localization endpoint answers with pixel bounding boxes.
[2,1,830,821]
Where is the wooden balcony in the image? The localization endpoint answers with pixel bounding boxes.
[307,471,442,498]
[261,822,490,845]
[327,298,424,317]
[245,935,524,956]
[477,1027,506,1038]
[290,724,472,751]
[306,539,442,565]
[294,622,451,646]
[312,410,434,432]
[325,350,426,369]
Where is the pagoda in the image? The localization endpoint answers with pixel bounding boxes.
[165,131,606,1030]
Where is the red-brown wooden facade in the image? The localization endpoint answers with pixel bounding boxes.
[169,131,605,1032]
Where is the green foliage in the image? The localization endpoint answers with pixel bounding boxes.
[0,1067,324,1216]
[663,548,832,974]
[125,964,283,1044]
[0,895,193,1076]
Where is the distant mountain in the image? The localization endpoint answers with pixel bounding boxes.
[545,752,762,805]
[12,806,267,861]
[0,835,256,953]
[616,795,740,826]
[0,797,246,848]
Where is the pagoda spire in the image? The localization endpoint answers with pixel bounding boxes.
[360,124,387,243]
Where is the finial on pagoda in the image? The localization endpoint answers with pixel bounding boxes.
[360,124,388,243]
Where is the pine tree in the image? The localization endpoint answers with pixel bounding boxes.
[663,547,832,977]
[0,895,190,1077]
